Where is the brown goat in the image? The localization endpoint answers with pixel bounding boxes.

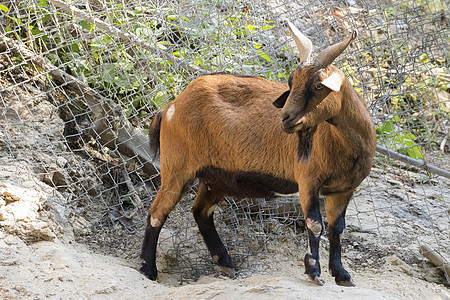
[140,22,377,286]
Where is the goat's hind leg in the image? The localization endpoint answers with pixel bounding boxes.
[326,191,355,286]
[140,177,190,280]
[193,182,236,277]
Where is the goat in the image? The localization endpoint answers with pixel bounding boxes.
[140,22,377,286]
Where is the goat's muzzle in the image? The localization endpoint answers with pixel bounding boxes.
[281,112,305,134]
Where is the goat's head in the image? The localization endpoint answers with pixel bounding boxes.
[273,22,357,134]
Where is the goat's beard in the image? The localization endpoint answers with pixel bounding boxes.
[296,126,317,162]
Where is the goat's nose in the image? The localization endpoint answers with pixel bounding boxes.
[281,113,290,122]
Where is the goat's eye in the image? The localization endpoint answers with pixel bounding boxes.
[315,84,323,90]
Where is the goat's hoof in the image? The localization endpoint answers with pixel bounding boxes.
[336,278,355,287]
[219,265,237,278]
[307,275,325,286]
[213,254,236,278]
[331,268,355,287]
[140,263,157,280]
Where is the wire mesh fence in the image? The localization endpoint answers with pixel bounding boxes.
[0,0,449,284]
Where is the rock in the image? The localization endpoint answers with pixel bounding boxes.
[386,255,401,266]
[71,216,92,237]
[0,163,73,243]
[52,171,68,187]
[0,191,21,204]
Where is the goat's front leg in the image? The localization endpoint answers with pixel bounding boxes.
[326,191,355,286]
[300,192,324,285]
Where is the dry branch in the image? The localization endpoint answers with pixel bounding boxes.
[119,158,144,211]
[0,35,159,177]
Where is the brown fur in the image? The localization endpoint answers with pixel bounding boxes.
[150,69,375,215]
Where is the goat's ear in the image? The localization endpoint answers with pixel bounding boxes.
[321,71,345,92]
[272,90,290,108]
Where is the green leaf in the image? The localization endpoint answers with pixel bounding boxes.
[376,117,424,160]
[257,50,271,62]
[151,91,168,107]
[261,25,275,30]
[30,28,43,36]
[157,41,168,50]
[9,16,22,25]
[0,4,9,13]
[140,110,148,118]
[166,14,178,21]
[79,20,93,32]
[125,105,134,118]
[135,26,152,37]
[246,24,256,31]
[419,53,429,64]
[126,9,137,16]
[380,119,395,134]
[122,62,134,71]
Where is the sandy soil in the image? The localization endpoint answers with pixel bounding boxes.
[0,231,449,300]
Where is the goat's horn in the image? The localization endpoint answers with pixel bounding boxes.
[315,30,357,67]
[287,21,312,63]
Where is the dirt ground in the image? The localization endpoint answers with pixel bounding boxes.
[1,162,447,300]
[0,230,449,300]
[0,51,449,299]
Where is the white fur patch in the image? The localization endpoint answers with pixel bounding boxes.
[273,192,299,197]
[150,217,162,227]
[306,218,323,238]
[321,71,344,92]
[166,104,175,121]
[207,205,216,217]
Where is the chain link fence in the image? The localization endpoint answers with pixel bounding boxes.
[0,0,449,284]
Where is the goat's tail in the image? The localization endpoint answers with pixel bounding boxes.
[149,110,163,162]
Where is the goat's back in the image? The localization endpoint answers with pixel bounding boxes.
[158,74,298,179]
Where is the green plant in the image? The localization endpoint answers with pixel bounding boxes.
[376,116,424,159]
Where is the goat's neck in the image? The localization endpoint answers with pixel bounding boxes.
[331,80,376,155]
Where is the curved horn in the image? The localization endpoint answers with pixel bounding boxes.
[287,21,312,63]
[315,30,358,67]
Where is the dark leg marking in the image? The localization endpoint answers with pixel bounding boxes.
[193,183,236,277]
[304,195,324,285]
[328,209,355,286]
[140,214,163,280]
[194,211,236,276]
